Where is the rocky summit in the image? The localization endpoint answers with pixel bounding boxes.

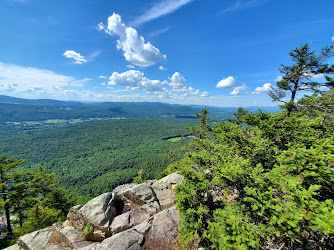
[6,172,183,250]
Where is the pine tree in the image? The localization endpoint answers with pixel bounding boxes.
[187,108,211,139]
[0,155,25,237]
[269,43,334,116]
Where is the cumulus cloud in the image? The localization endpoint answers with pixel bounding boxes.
[99,75,107,79]
[109,70,166,92]
[107,70,208,99]
[98,13,166,67]
[230,84,247,95]
[168,72,206,96]
[63,50,87,64]
[332,36,334,42]
[130,0,194,26]
[169,72,187,90]
[159,65,167,71]
[252,83,272,94]
[216,76,236,88]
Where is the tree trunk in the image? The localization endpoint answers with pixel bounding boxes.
[4,194,13,237]
[287,82,298,117]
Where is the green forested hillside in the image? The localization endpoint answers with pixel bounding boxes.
[0,118,192,201]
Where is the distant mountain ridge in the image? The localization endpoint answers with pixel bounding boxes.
[0,95,84,106]
[0,94,279,112]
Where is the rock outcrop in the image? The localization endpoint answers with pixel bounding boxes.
[7,172,184,250]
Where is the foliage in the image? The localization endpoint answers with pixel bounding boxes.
[16,204,61,235]
[0,118,192,201]
[269,43,334,117]
[187,108,211,139]
[0,157,77,241]
[132,169,146,184]
[174,104,334,249]
[0,155,25,236]
[83,224,94,235]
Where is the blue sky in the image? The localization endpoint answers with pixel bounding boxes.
[0,0,333,107]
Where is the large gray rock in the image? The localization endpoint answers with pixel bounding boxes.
[132,217,153,234]
[150,206,181,242]
[101,229,144,250]
[67,204,85,230]
[119,183,158,204]
[113,183,136,194]
[118,183,159,212]
[59,226,92,248]
[80,229,144,250]
[16,223,92,250]
[154,189,176,209]
[18,227,54,250]
[110,203,159,234]
[152,172,183,191]
[44,243,71,250]
[152,172,183,210]
[3,244,20,250]
[79,193,122,227]
[68,193,123,236]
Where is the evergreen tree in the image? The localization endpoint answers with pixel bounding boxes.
[187,108,211,139]
[172,106,334,249]
[0,155,25,237]
[269,43,334,116]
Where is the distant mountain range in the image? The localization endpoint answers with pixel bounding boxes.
[0,95,85,106]
[0,94,280,112]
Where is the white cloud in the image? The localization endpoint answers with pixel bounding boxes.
[331,36,334,42]
[99,75,107,79]
[159,65,167,71]
[130,0,194,26]
[63,50,87,64]
[0,61,92,100]
[109,70,166,92]
[98,13,166,67]
[230,84,247,95]
[275,75,283,82]
[216,76,236,88]
[107,70,208,99]
[252,83,272,94]
[148,27,171,38]
[0,62,73,91]
[169,72,187,90]
[126,64,135,69]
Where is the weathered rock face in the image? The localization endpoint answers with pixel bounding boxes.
[6,173,184,250]
[16,223,92,250]
[150,206,181,242]
[67,193,123,237]
[151,172,183,191]
[118,183,159,212]
[152,172,183,210]
[110,203,159,234]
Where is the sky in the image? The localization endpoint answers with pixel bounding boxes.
[0,0,333,107]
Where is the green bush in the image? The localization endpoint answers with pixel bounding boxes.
[174,109,334,249]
